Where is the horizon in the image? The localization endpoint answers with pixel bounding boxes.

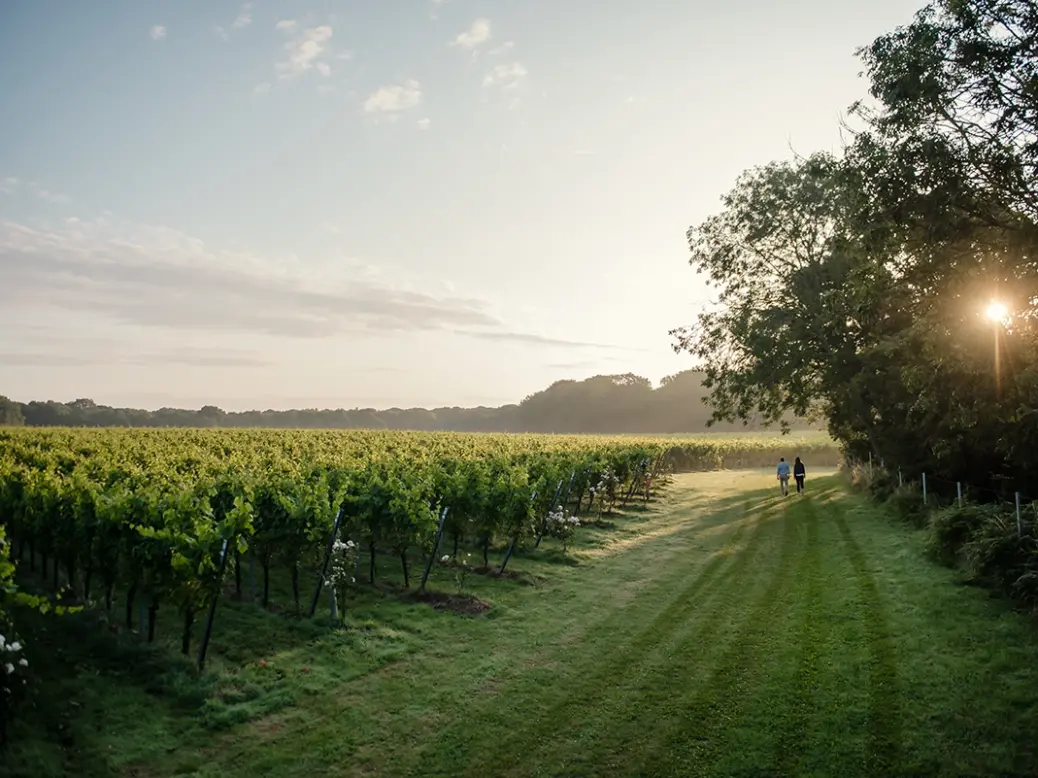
[1,0,922,410]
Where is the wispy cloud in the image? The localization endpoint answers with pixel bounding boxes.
[149,25,167,41]
[417,117,431,130]
[429,0,451,20]
[253,82,272,95]
[0,177,17,194]
[0,347,270,369]
[363,80,422,118]
[276,19,297,31]
[456,331,618,350]
[29,182,69,203]
[451,19,491,50]
[489,41,515,55]
[232,3,253,29]
[0,217,498,340]
[0,217,620,352]
[276,25,334,80]
[482,62,527,90]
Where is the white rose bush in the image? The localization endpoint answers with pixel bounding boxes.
[324,538,359,625]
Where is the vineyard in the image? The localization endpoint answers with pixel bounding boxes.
[0,427,838,749]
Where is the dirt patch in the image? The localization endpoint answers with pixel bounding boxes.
[410,590,491,615]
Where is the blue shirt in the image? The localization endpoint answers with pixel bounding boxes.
[777,461,790,477]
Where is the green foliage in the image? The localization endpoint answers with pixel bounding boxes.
[673,0,1038,499]
[927,503,1005,566]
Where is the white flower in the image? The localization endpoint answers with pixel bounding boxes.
[18,658,27,667]
[8,641,21,652]
[440,554,450,563]
[3,663,12,675]
[0,634,5,648]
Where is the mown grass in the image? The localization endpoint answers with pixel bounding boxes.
[4,470,1038,777]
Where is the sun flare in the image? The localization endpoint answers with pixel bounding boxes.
[985,301,1008,322]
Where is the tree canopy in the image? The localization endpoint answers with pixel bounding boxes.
[674,0,1038,495]
[0,371,817,434]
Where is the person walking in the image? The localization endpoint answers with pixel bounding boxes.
[776,457,791,496]
[793,456,806,494]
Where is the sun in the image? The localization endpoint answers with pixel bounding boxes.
[985,301,1008,322]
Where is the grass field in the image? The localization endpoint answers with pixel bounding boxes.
[6,469,1038,777]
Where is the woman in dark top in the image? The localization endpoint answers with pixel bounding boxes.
[793,457,806,494]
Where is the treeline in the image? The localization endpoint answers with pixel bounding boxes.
[675,0,1038,500]
[0,370,816,434]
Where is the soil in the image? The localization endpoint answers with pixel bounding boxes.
[411,590,491,615]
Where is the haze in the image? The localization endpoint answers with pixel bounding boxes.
[0,0,921,412]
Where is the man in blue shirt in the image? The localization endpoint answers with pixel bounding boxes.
[776,457,791,496]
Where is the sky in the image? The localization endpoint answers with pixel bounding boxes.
[0,0,924,411]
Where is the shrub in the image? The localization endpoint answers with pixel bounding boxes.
[961,513,1038,604]
[885,484,929,528]
[927,503,1004,567]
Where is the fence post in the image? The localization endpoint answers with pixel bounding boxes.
[1016,492,1023,537]
[898,469,903,488]
[922,472,927,506]
[956,482,962,508]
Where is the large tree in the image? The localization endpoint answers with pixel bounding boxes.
[674,0,1038,491]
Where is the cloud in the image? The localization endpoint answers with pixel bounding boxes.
[452,19,491,50]
[546,359,620,370]
[489,42,515,56]
[253,82,271,95]
[0,348,270,368]
[149,25,166,41]
[482,62,527,90]
[456,330,618,350]
[276,25,334,80]
[429,0,450,20]
[232,5,253,29]
[0,218,503,340]
[276,19,297,31]
[363,80,422,117]
[417,117,431,130]
[30,183,69,203]
[0,177,17,194]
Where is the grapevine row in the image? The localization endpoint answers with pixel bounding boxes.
[0,429,675,656]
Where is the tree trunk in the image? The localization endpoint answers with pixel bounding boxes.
[291,563,300,613]
[234,551,242,597]
[368,541,377,585]
[482,536,490,569]
[181,607,195,655]
[452,533,459,559]
[262,560,271,608]
[84,565,93,600]
[65,559,76,599]
[105,580,114,615]
[29,540,35,572]
[52,558,60,590]
[17,537,25,563]
[147,600,159,643]
[400,551,410,588]
[126,582,137,628]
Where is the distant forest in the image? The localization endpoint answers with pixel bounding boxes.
[0,370,816,434]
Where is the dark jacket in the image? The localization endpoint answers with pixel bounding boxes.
[793,461,805,476]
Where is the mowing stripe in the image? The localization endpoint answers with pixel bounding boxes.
[456,496,786,775]
[521,499,793,775]
[833,508,903,775]
[631,496,804,776]
[772,494,823,775]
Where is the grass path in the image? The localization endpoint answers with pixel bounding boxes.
[7,471,1038,777]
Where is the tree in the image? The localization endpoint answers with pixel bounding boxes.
[0,398,24,427]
